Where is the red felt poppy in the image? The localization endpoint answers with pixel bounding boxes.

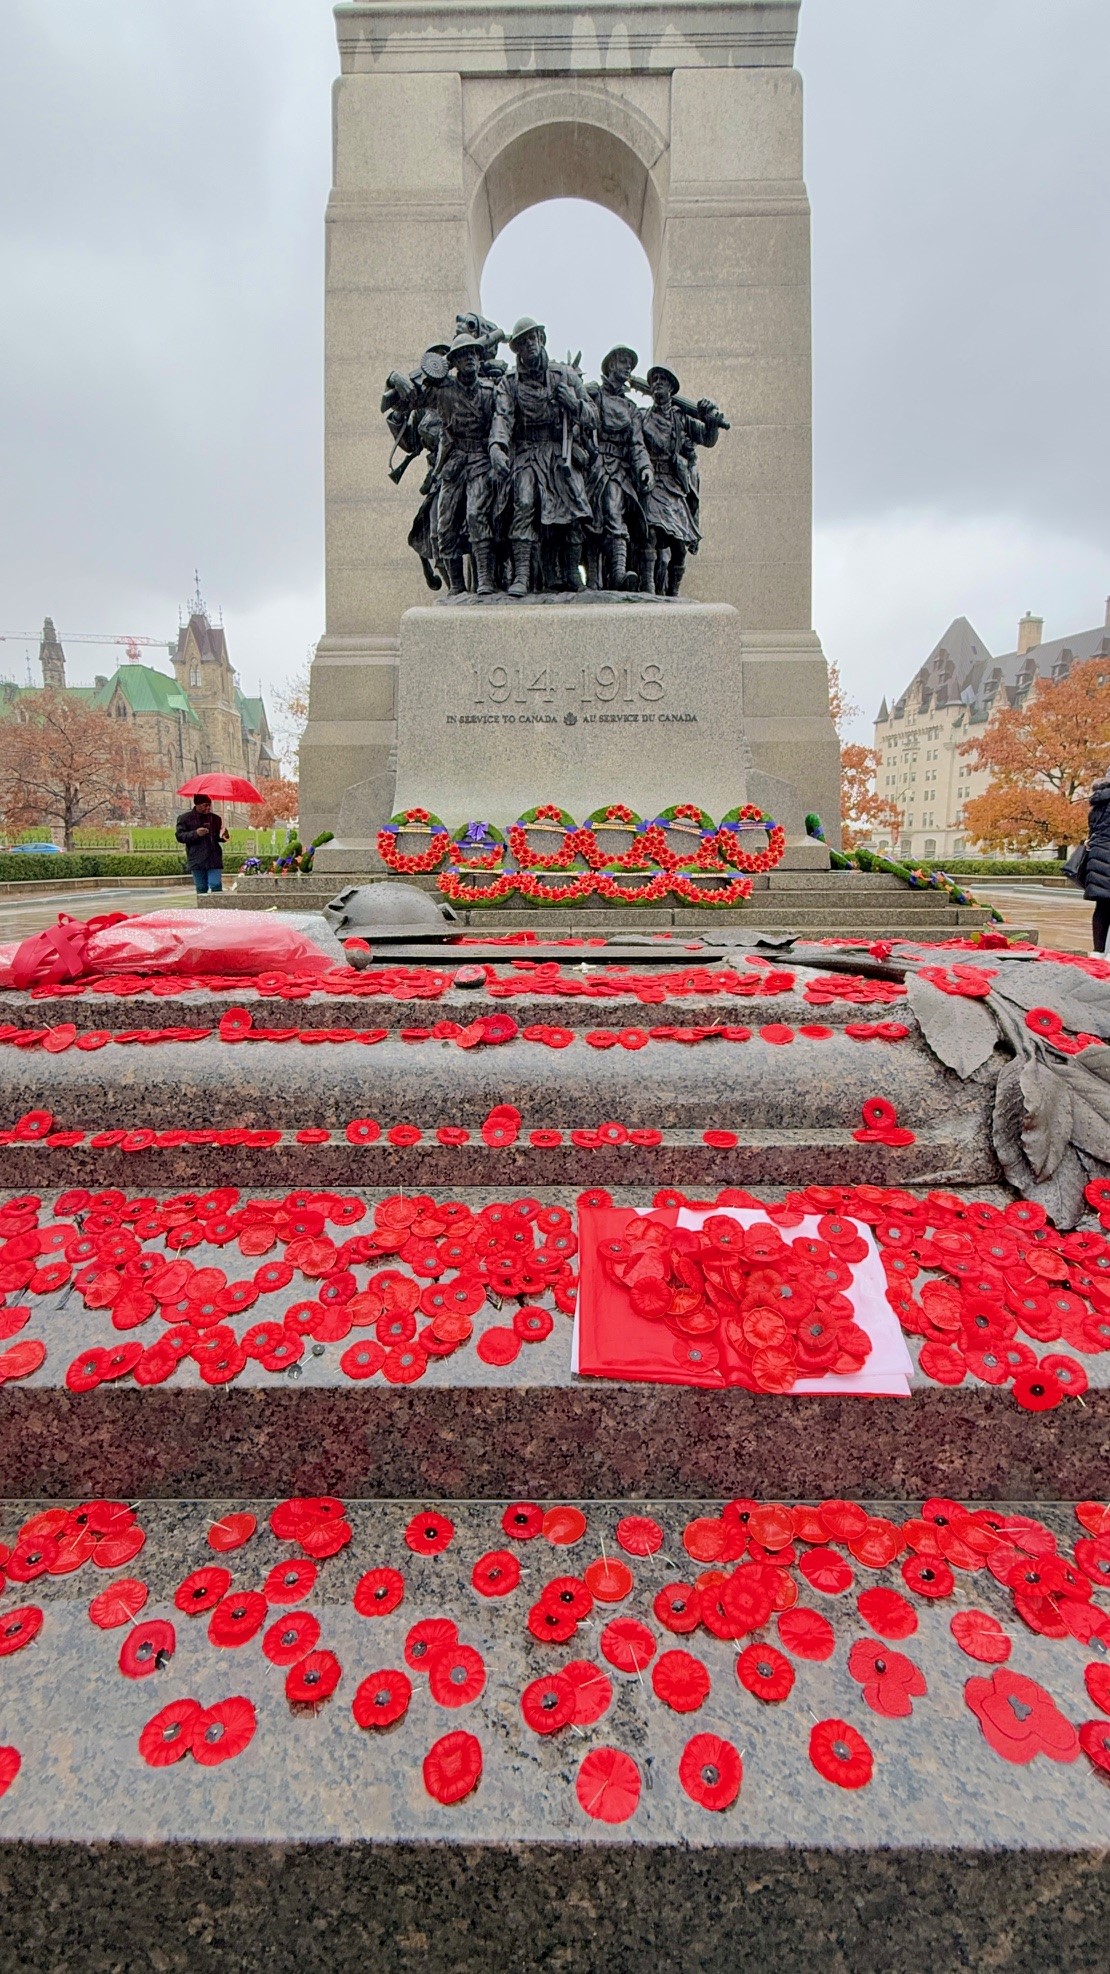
[678,1732,742,1812]
[856,1586,918,1641]
[428,1643,486,1708]
[599,1618,656,1677]
[575,1746,641,1824]
[653,1582,701,1634]
[139,1697,201,1768]
[416,1725,484,1807]
[263,1610,321,1666]
[964,1668,1079,1764]
[174,1565,232,1616]
[527,1600,577,1644]
[615,1515,664,1558]
[735,1641,795,1703]
[776,1607,835,1661]
[404,1616,459,1671]
[1079,1719,1110,1775]
[809,1717,874,1788]
[353,1567,405,1619]
[471,1549,521,1598]
[560,1659,613,1726]
[521,1671,576,1735]
[799,1547,853,1596]
[207,1589,268,1649]
[286,1649,342,1706]
[542,1506,587,1547]
[0,1605,43,1657]
[651,1647,710,1713]
[88,1577,148,1629]
[501,1501,544,1542]
[901,1554,954,1600]
[352,1667,412,1731]
[847,1638,927,1717]
[1085,1663,1110,1715]
[264,1558,317,1606]
[403,1510,455,1556]
[584,1557,633,1603]
[950,1609,1012,1664]
[207,1513,256,1555]
[190,1695,258,1766]
[119,1618,176,1680]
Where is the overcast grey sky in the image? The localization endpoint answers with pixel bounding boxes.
[0,0,1106,738]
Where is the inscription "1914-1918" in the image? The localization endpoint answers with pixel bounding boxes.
[470,663,665,705]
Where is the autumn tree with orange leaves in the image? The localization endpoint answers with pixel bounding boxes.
[0,691,156,850]
[828,663,903,850]
[253,778,299,829]
[960,655,1110,854]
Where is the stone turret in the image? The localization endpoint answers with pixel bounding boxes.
[39,617,66,690]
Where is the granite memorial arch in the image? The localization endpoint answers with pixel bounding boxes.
[301,0,841,862]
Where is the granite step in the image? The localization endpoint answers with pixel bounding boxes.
[0,1494,1105,1972]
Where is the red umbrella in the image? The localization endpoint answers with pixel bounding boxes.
[178,774,264,805]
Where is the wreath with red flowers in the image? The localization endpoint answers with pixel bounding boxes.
[715,804,787,874]
[574,806,651,872]
[638,804,723,871]
[376,808,450,875]
[438,870,516,906]
[448,821,506,870]
[507,806,582,871]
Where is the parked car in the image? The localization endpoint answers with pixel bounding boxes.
[10,842,62,854]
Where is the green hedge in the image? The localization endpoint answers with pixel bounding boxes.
[0,852,247,883]
[913,858,1066,878]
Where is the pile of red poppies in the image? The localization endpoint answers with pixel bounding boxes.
[593,1209,875,1392]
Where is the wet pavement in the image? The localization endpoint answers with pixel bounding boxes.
[976,884,1093,955]
[0,885,193,942]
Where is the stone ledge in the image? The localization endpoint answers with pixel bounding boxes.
[0,1383,1104,1498]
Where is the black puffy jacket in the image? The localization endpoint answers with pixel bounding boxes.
[1084,778,1110,900]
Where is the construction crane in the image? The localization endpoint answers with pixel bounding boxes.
[0,632,168,662]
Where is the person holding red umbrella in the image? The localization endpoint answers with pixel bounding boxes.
[176,792,229,894]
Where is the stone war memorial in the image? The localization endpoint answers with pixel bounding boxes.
[0,3,1107,1971]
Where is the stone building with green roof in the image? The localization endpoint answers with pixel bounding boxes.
[2,610,278,824]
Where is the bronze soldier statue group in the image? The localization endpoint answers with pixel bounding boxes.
[381,313,728,598]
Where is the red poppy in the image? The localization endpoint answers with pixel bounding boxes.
[190,1695,257,1766]
[542,1506,587,1547]
[139,1697,201,1768]
[651,1648,710,1712]
[428,1643,486,1708]
[736,1641,795,1703]
[799,1548,853,1595]
[404,1617,459,1671]
[847,1638,926,1717]
[119,1618,176,1680]
[502,1501,544,1541]
[901,1553,954,1600]
[615,1515,664,1558]
[286,1649,342,1705]
[1079,1719,1110,1775]
[562,1660,613,1725]
[965,1668,1079,1764]
[599,1618,656,1677]
[404,1510,455,1556]
[513,1305,554,1343]
[856,1586,918,1640]
[575,1746,641,1824]
[475,1325,521,1366]
[352,1667,412,1730]
[541,1575,594,1623]
[207,1513,256,1554]
[527,1600,577,1644]
[207,1589,267,1649]
[776,1607,835,1661]
[584,1557,633,1603]
[471,1549,521,1598]
[521,1671,575,1735]
[950,1609,1012,1664]
[353,1567,405,1618]
[810,1716,874,1788]
[263,1610,321,1666]
[174,1565,232,1616]
[423,1728,483,1804]
[88,1577,148,1629]
[653,1582,701,1634]
[1085,1663,1110,1715]
[679,1732,742,1812]
[0,1605,43,1657]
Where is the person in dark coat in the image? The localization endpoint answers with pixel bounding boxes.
[176,794,228,894]
[1084,774,1110,952]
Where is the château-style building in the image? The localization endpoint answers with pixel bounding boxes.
[2,605,278,826]
[871,600,1110,861]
